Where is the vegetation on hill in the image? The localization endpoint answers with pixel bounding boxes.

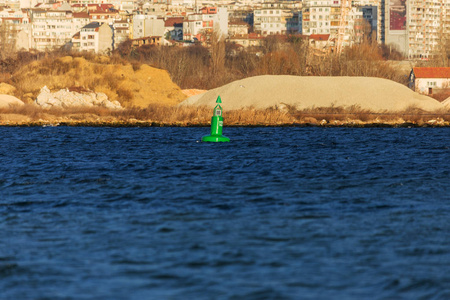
[6,53,186,107]
[114,36,411,90]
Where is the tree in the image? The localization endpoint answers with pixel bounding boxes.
[210,29,225,74]
[0,22,18,60]
[436,32,449,67]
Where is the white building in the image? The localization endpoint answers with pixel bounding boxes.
[132,14,164,39]
[254,2,299,36]
[112,19,131,45]
[78,22,113,53]
[29,9,75,51]
[302,0,364,49]
[0,8,31,51]
[410,67,450,95]
[183,7,228,42]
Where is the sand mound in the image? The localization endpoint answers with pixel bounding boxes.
[0,95,24,108]
[443,97,450,108]
[11,56,186,108]
[181,75,443,112]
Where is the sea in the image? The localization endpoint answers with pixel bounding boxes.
[1,127,449,299]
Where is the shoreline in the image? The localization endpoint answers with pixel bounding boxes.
[1,104,449,128]
[1,120,449,128]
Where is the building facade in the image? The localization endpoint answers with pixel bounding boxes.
[384,0,450,59]
[78,21,113,53]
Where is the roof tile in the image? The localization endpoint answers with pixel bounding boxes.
[413,67,450,78]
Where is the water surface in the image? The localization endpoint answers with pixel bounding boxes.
[1,127,449,299]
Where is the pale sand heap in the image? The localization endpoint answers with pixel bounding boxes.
[0,95,24,108]
[443,97,450,108]
[181,75,444,112]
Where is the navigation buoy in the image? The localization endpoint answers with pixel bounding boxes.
[202,96,230,142]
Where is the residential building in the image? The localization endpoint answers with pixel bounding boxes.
[72,12,90,35]
[384,0,449,59]
[88,5,121,25]
[228,8,253,26]
[78,21,113,53]
[409,67,450,95]
[254,2,299,35]
[29,9,75,51]
[132,35,162,47]
[182,6,228,42]
[301,0,364,49]
[0,8,31,50]
[309,33,330,50]
[164,17,183,40]
[132,14,164,39]
[228,20,249,37]
[112,19,131,45]
[228,32,264,49]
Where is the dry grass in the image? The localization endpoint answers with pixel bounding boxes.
[7,54,186,108]
[1,103,449,126]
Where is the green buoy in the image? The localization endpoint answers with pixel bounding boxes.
[202,96,230,142]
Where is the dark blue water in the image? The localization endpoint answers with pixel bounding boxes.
[1,127,449,299]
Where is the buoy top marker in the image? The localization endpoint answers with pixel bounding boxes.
[201,95,230,142]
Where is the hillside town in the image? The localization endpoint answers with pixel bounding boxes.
[0,0,448,59]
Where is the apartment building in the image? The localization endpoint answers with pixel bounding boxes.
[29,9,75,51]
[254,2,299,35]
[302,0,364,49]
[132,14,164,39]
[164,17,183,41]
[73,12,90,34]
[112,19,131,45]
[407,0,448,59]
[383,0,450,58]
[182,6,228,41]
[78,21,113,53]
[0,8,30,50]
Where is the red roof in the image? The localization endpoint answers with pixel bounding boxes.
[309,34,330,41]
[248,33,264,39]
[164,17,183,27]
[73,12,89,18]
[413,67,450,78]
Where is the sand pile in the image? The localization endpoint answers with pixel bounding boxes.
[0,95,24,108]
[181,75,444,112]
[443,97,450,108]
[11,56,186,108]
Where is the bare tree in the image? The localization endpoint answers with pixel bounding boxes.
[210,29,225,74]
[436,32,449,67]
[0,22,18,60]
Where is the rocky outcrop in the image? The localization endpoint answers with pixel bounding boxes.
[35,86,122,109]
